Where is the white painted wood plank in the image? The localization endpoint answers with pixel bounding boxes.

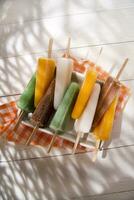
[0,54,37,95]
[0,1,133,199]
[0,146,134,199]
[1,8,134,58]
[0,95,19,106]
[0,0,134,25]
[0,142,72,162]
[75,191,134,200]
[0,42,134,96]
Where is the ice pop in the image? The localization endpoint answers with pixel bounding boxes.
[74,83,101,133]
[34,58,55,107]
[50,82,79,133]
[47,82,79,153]
[72,83,101,154]
[72,69,97,119]
[54,57,73,109]
[25,79,55,145]
[93,95,118,141]
[96,76,114,112]
[92,81,120,128]
[13,74,36,133]
[17,74,36,113]
[31,79,55,127]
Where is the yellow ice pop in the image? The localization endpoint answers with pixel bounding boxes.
[93,95,118,141]
[34,58,55,107]
[71,69,97,119]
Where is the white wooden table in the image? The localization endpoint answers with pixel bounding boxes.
[0,1,134,199]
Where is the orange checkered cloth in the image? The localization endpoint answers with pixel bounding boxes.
[0,54,131,149]
[0,101,80,149]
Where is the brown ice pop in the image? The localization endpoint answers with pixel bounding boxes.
[92,81,120,128]
[96,76,114,112]
[25,79,55,145]
[31,79,55,127]
[92,58,128,131]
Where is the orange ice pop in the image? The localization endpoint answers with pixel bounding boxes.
[71,69,97,119]
[34,57,55,107]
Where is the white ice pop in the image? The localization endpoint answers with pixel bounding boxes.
[54,57,73,109]
[72,83,101,154]
[74,83,101,133]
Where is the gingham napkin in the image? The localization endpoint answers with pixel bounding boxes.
[0,101,86,150]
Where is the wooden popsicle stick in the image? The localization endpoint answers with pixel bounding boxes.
[47,134,57,153]
[91,47,103,84]
[72,132,82,154]
[98,140,102,150]
[66,37,71,58]
[115,58,129,80]
[25,124,39,146]
[48,38,53,58]
[13,111,26,133]
[94,47,103,68]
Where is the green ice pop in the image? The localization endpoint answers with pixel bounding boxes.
[49,82,79,134]
[13,74,36,133]
[17,74,36,113]
[48,82,79,153]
